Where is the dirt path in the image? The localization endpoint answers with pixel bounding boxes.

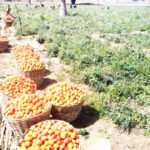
[0,15,150,150]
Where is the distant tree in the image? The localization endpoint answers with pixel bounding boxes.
[60,0,67,17]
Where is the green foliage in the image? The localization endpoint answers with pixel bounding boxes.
[78,129,89,139]
[78,129,89,135]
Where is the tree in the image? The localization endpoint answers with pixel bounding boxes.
[60,0,68,17]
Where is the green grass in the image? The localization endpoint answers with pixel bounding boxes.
[1,4,150,133]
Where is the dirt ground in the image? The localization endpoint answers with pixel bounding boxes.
[0,15,150,150]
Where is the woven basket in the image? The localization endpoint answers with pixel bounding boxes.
[0,37,8,52]
[19,69,45,88]
[5,20,13,27]
[51,100,84,122]
[0,91,14,107]
[18,120,81,149]
[3,103,52,137]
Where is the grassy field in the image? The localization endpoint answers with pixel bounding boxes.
[1,4,150,134]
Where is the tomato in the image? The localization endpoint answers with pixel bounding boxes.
[41,136,47,141]
[25,141,32,148]
[36,139,43,146]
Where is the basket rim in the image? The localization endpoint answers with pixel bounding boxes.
[18,119,81,149]
[3,102,52,122]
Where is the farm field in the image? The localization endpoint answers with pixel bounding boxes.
[0,4,150,150]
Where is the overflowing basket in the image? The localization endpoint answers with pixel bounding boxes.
[18,120,81,149]
[2,94,52,137]
[0,36,9,52]
[45,82,85,122]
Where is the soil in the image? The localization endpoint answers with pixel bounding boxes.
[0,14,150,150]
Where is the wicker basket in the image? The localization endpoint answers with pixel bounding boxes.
[0,37,9,52]
[51,100,84,122]
[19,69,45,88]
[5,20,13,27]
[3,103,52,137]
[18,120,81,149]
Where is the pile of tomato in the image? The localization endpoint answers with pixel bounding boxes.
[15,52,40,62]
[3,94,50,119]
[45,82,84,106]
[12,44,34,54]
[18,120,80,150]
[18,60,45,71]
[0,76,36,97]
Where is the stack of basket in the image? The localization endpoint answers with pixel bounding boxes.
[0,36,8,52]
[4,15,15,27]
[12,44,45,88]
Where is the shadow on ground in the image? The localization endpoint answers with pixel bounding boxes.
[0,45,12,53]
[71,105,99,128]
[38,78,57,90]
[43,69,51,77]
